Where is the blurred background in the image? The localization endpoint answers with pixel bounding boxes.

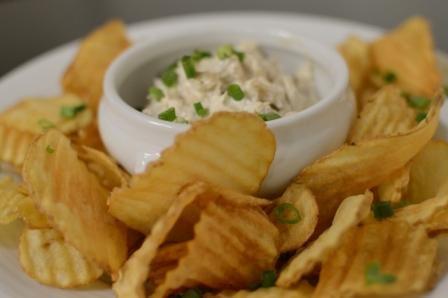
[0,0,446,76]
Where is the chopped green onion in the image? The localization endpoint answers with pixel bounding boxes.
[148,86,164,101]
[60,103,86,119]
[217,44,245,62]
[259,112,281,121]
[191,49,211,62]
[371,201,394,220]
[365,262,397,285]
[46,145,55,154]
[38,119,55,131]
[179,288,202,298]
[161,63,178,87]
[158,107,176,122]
[193,102,209,117]
[273,203,301,224]
[382,71,397,84]
[181,56,197,79]
[416,111,427,123]
[260,270,276,288]
[227,84,245,101]
[402,93,431,109]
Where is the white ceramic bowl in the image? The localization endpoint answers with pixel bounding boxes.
[100,27,355,195]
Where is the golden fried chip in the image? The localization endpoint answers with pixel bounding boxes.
[337,36,371,99]
[296,93,441,229]
[0,124,36,167]
[211,283,314,298]
[371,17,442,97]
[77,145,129,191]
[314,221,437,297]
[0,176,25,224]
[375,164,410,203]
[17,196,51,229]
[393,195,448,228]
[22,130,127,272]
[270,183,318,252]
[109,112,276,234]
[348,86,416,143]
[148,242,188,286]
[71,121,106,152]
[276,192,372,287]
[62,20,130,112]
[19,228,103,288]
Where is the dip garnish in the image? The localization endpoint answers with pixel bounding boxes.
[158,107,176,122]
[217,44,245,62]
[193,102,209,117]
[148,86,164,101]
[161,64,178,87]
[259,112,281,122]
[227,84,245,101]
[60,103,86,119]
[181,56,196,79]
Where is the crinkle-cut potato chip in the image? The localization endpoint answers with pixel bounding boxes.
[77,145,129,191]
[148,242,188,286]
[62,20,130,112]
[276,191,372,288]
[371,17,442,97]
[113,182,205,298]
[296,93,441,230]
[17,196,51,229]
[0,124,36,168]
[153,194,278,297]
[392,195,448,228]
[314,221,438,298]
[348,86,416,143]
[375,164,410,203]
[0,176,26,224]
[109,112,276,234]
[22,130,127,272]
[19,228,103,288]
[70,121,106,152]
[270,183,318,252]
[210,283,314,298]
[337,35,371,100]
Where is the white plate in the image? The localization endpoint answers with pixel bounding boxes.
[0,12,447,297]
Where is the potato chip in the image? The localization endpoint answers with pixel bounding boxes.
[296,93,441,229]
[337,36,371,100]
[22,130,127,272]
[17,196,51,229]
[210,283,314,298]
[276,191,372,287]
[393,195,448,228]
[0,124,36,168]
[71,121,106,152]
[152,190,278,297]
[113,182,206,298]
[148,242,188,286]
[314,221,437,297]
[375,164,410,203]
[0,176,26,224]
[270,183,318,252]
[371,17,442,97]
[77,145,129,191]
[62,20,130,112]
[348,86,416,143]
[19,228,103,288]
[109,112,276,234]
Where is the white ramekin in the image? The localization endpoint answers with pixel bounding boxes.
[100,27,354,195]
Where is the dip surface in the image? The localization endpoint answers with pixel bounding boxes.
[143,43,318,123]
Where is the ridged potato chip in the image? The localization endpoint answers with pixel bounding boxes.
[270,183,318,252]
[296,93,441,229]
[371,17,442,98]
[18,196,51,229]
[314,221,437,297]
[393,195,448,228]
[210,283,314,298]
[62,20,130,112]
[19,228,103,288]
[348,86,416,143]
[148,242,188,286]
[109,112,276,234]
[22,130,127,272]
[0,124,36,168]
[276,191,372,287]
[71,121,106,152]
[337,36,371,101]
[0,176,26,224]
[375,164,410,202]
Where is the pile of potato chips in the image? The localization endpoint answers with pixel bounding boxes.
[0,16,447,298]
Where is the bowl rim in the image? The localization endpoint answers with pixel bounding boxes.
[103,25,349,132]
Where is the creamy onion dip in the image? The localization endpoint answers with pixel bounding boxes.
[143,42,318,123]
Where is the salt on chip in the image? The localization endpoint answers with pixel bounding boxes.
[0,176,26,224]
[22,130,127,273]
[375,164,410,203]
[276,191,372,288]
[109,112,276,234]
[348,86,416,143]
[210,283,314,298]
[19,228,103,288]
[371,17,442,97]
[270,183,318,252]
[296,93,441,229]
[62,20,130,112]
[314,221,438,297]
